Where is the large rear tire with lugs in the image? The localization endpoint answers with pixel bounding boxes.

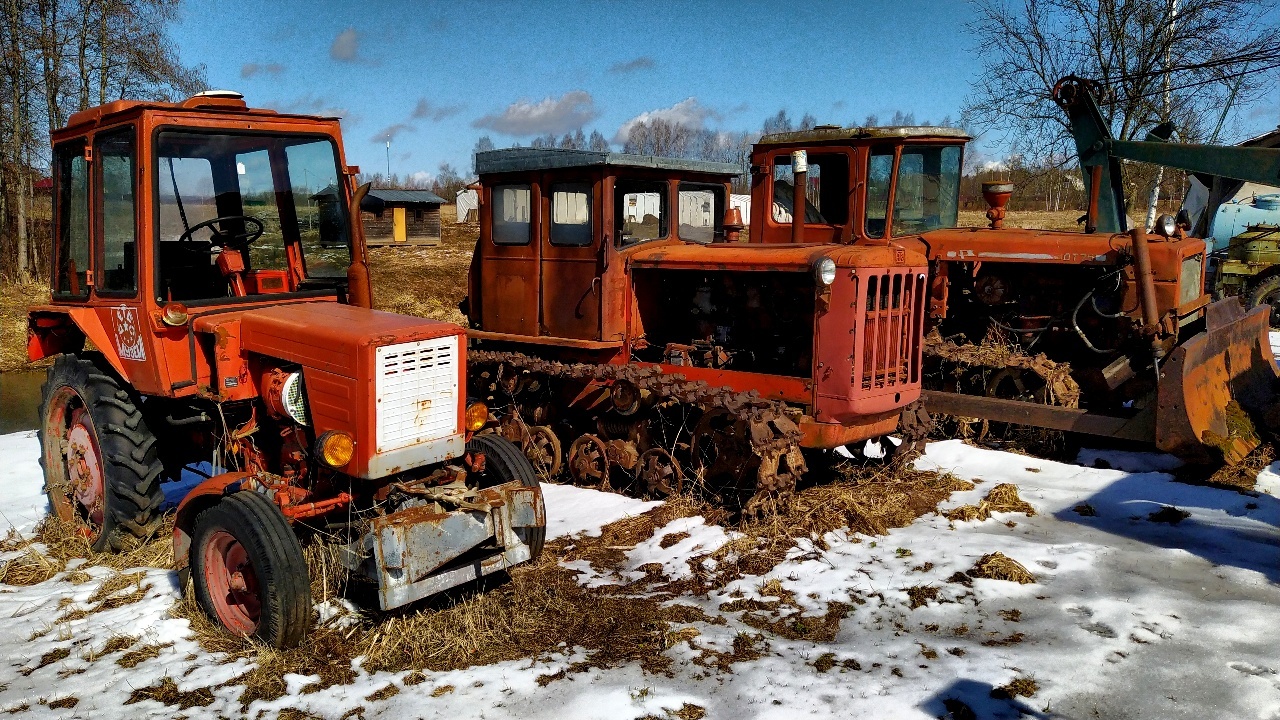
[1247,274,1280,330]
[467,433,544,561]
[191,491,311,648]
[37,353,165,552]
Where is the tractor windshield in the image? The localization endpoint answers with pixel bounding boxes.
[155,130,351,302]
[890,145,962,236]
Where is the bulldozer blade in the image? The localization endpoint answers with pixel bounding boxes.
[1156,299,1279,464]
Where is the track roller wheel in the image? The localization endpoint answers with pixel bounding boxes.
[191,491,311,648]
[524,425,562,480]
[568,433,610,489]
[638,448,683,496]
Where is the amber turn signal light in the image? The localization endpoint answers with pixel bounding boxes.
[465,401,489,432]
[161,302,189,326]
[316,431,355,468]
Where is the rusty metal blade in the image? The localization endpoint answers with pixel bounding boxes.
[1157,299,1279,463]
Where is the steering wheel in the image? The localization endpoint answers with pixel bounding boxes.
[177,215,265,252]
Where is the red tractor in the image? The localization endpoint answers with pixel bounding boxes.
[27,91,545,647]
[463,149,930,513]
[732,76,1279,463]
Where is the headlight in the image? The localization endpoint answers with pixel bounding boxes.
[1154,213,1177,238]
[280,372,309,425]
[316,430,354,468]
[814,257,837,286]
[465,401,489,432]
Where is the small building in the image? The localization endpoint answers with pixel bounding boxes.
[360,188,445,246]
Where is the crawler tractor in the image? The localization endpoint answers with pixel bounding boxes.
[27,92,545,648]
[463,149,931,512]
[739,76,1280,463]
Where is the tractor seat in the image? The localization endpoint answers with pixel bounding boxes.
[157,240,227,301]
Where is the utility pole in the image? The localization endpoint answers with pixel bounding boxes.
[1144,0,1178,231]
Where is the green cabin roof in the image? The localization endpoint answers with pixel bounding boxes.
[474,147,741,177]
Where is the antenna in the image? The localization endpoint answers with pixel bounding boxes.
[386,140,391,178]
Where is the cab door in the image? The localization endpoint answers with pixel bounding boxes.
[539,176,601,339]
[479,181,539,335]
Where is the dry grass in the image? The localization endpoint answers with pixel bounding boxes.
[124,676,215,710]
[944,483,1036,522]
[368,204,474,326]
[968,552,1036,584]
[0,515,172,587]
[0,279,49,372]
[993,675,1039,699]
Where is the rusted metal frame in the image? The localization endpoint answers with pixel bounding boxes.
[921,389,1154,441]
[266,143,307,290]
[1085,165,1102,234]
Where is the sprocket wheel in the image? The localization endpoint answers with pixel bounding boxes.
[524,425,562,480]
[568,433,610,489]
[638,447,683,496]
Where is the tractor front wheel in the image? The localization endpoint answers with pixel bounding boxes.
[191,491,311,648]
[467,433,544,561]
[38,354,165,551]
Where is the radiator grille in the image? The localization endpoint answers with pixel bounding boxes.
[856,271,926,393]
[375,336,459,453]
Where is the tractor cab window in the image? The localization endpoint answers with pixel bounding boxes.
[865,147,894,239]
[891,145,961,236]
[97,129,138,295]
[549,182,592,247]
[53,141,90,298]
[771,152,849,226]
[678,183,724,244]
[492,184,532,245]
[615,180,666,247]
[155,131,350,303]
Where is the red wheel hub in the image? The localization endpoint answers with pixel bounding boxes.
[202,530,261,635]
[65,408,105,528]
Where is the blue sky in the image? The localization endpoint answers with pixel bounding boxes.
[171,0,1280,183]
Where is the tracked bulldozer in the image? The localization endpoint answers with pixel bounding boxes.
[744,75,1280,464]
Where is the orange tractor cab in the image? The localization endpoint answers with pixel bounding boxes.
[464,149,929,512]
[28,91,545,647]
[742,77,1279,463]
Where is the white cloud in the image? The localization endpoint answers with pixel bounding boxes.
[412,99,465,122]
[275,93,352,120]
[613,97,719,145]
[472,91,599,137]
[409,170,435,185]
[241,62,285,79]
[609,56,655,74]
[370,123,414,144]
[330,28,360,62]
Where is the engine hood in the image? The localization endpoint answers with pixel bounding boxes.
[626,240,924,271]
[233,302,463,379]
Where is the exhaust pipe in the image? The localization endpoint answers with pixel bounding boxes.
[347,182,374,309]
[791,150,807,244]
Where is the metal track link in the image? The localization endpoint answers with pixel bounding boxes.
[470,349,805,514]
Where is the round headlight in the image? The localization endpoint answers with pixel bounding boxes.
[1154,213,1177,238]
[465,401,489,432]
[280,372,309,425]
[316,430,354,468]
[815,257,837,286]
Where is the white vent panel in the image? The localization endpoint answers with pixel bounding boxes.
[375,336,459,453]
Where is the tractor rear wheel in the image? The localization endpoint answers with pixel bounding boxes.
[191,491,311,648]
[38,354,165,551]
[467,433,544,561]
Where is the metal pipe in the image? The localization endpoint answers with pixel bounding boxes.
[1086,165,1102,233]
[791,150,807,244]
[347,182,374,309]
[1129,228,1165,359]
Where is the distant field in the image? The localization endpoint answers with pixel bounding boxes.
[1,207,1124,373]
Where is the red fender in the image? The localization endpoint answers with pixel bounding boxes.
[172,471,254,586]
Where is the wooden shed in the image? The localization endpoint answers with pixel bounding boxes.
[360,188,445,246]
